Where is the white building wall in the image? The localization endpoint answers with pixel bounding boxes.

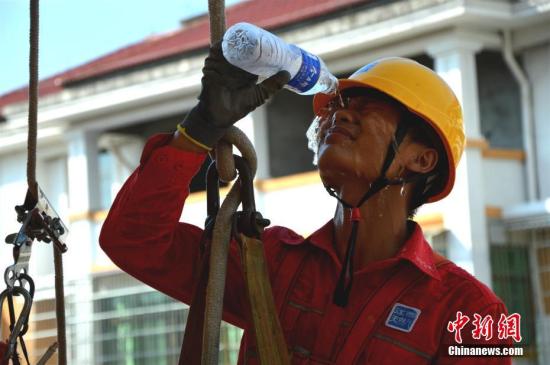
[523,42,550,200]
[483,158,526,208]
[0,151,28,274]
[259,182,334,236]
[521,41,550,365]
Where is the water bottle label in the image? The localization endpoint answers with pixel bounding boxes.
[287,49,321,93]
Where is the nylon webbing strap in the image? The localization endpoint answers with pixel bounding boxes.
[178,244,211,365]
[334,263,424,364]
[239,234,291,365]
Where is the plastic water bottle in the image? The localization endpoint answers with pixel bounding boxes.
[222,22,338,95]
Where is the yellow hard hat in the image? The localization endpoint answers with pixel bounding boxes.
[313,57,465,202]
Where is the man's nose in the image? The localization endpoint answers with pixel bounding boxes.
[333,109,358,125]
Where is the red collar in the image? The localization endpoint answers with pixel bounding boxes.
[280,220,441,280]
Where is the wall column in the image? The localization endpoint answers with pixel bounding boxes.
[65,129,100,365]
[249,105,271,180]
[427,36,493,287]
[233,105,271,180]
[66,129,101,271]
[524,43,550,200]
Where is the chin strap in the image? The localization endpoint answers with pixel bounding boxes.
[325,121,427,307]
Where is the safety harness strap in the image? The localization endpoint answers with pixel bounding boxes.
[379,118,411,179]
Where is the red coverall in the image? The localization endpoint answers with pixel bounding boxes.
[0,341,6,365]
[99,134,513,364]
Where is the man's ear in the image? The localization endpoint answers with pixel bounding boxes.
[405,144,438,174]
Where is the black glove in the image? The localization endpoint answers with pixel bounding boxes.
[180,42,291,150]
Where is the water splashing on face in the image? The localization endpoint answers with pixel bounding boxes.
[336,89,346,108]
[306,116,322,165]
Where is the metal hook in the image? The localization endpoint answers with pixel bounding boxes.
[0,284,33,364]
[4,241,32,289]
[206,154,270,241]
[232,155,270,240]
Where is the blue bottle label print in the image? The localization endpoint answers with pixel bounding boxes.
[287,48,321,93]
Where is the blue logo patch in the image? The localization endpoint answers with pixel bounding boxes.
[385,303,421,333]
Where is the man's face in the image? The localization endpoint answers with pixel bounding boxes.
[314,91,403,188]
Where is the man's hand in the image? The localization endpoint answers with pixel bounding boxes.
[179,42,291,150]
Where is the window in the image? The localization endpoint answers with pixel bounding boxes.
[534,229,550,314]
[91,272,242,365]
[266,90,317,177]
[476,51,523,149]
[490,245,535,348]
[424,230,448,257]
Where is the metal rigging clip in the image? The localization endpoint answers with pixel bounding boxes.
[230,155,270,239]
[1,184,68,364]
[5,185,69,257]
[0,275,34,365]
[204,155,271,243]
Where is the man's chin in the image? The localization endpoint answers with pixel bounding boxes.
[317,144,350,168]
[317,150,354,185]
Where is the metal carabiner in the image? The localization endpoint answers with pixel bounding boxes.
[4,240,33,290]
[206,155,269,240]
[232,155,270,239]
[0,282,34,364]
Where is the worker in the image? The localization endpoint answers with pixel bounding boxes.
[99,43,513,364]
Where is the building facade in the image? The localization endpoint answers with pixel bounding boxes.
[1,0,549,363]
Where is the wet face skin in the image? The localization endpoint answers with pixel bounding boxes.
[317,92,441,205]
[316,96,403,195]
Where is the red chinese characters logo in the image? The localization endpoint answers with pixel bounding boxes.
[497,313,522,343]
[471,314,494,341]
[447,312,522,344]
[447,311,470,344]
